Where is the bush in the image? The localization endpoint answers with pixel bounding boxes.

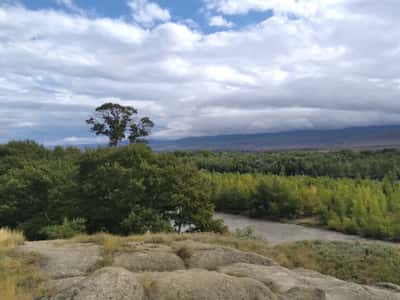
[233,226,260,240]
[121,207,172,234]
[40,218,86,239]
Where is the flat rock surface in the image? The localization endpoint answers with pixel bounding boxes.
[172,240,276,269]
[112,242,185,272]
[18,240,102,279]
[53,267,144,300]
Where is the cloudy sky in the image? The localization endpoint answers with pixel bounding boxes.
[1,0,400,145]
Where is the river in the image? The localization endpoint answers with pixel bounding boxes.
[215,212,400,247]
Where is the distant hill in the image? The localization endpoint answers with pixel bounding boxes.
[148,125,400,151]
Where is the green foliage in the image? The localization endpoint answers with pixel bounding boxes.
[86,102,154,146]
[2,140,400,242]
[233,226,260,240]
[0,141,223,240]
[121,206,172,234]
[207,172,400,241]
[0,145,79,240]
[175,149,400,180]
[40,218,86,239]
[77,144,224,235]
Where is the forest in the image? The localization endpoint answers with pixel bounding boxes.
[1,140,400,241]
[174,149,400,179]
[207,172,400,241]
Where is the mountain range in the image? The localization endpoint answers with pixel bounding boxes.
[148,125,400,151]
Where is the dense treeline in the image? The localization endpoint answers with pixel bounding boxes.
[175,149,400,179]
[0,141,224,240]
[207,172,400,241]
[2,140,400,242]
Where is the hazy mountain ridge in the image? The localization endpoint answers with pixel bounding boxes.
[148,125,400,151]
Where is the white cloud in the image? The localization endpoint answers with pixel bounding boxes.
[204,0,336,17]
[1,1,400,143]
[209,15,235,28]
[128,0,170,27]
[55,0,84,14]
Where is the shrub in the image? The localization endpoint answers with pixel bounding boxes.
[40,218,86,239]
[175,245,194,261]
[233,226,261,240]
[121,207,172,234]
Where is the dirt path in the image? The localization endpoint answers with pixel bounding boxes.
[216,212,400,247]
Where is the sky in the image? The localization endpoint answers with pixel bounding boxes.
[0,0,400,145]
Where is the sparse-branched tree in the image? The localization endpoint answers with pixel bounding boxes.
[129,117,155,144]
[86,102,154,146]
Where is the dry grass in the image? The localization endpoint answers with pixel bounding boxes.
[0,228,44,300]
[265,240,400,285]
[0,276,32,300]
[0,228,25,249]
[175,244,194,260]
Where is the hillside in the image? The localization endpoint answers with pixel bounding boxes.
[149,125,400,151]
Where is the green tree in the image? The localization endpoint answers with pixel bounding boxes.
[76,144,224,234]
[0,159,78,240]
[86,102,154,146]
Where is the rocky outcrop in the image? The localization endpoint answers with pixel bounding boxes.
[138,269,277,300]
[18,240,102,279]
[18,239,400,300]
[219,263,400,300]
[53,267,144,300]
[112,242,185,272]
[172,240,276,269]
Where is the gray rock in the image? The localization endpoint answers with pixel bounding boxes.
[53,267,145,300]
[172,240,275,270]
[112,242,185,272]
[375,282,400,292]
[18,241,102,279]
[43,276,87,294]
[138,269,277,300]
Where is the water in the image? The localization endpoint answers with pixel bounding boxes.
[215,212,400,247]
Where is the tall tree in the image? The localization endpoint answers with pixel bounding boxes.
[86,102,154,146]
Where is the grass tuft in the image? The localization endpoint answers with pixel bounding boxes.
[0,228,46,300]
[73,233,127,268]
[0,228,25,249]
[175,245,194,261]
